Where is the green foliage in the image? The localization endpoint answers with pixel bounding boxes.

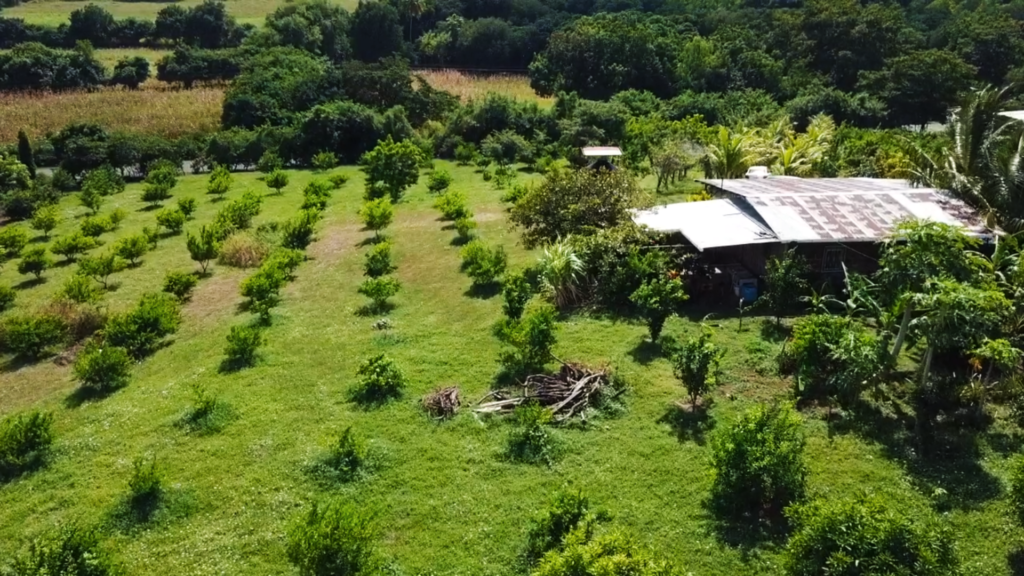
[710,403,807,521]
[0,284,15,313]
[629,276,688,342]
[73,342,132,394]
[0,225,29,258]
[0,313,67,359]
[77,252,125,289]
[82,165,125,197]
[59,274,101,304]
[498,303,558,374]
[79,215,114,238]
[218,231,270,269]
[505,403,560,465]
[79,186,104,215]
[301,179,333,212]
[30,206,60,239]
[673,326,725,407]
[162,271,198,302]
[224,325,265,368]
[510,169,645,248]
[539,240,584,309]
[17,247,51,279]
[311,151,338,172]
[320,427,369,483]
[1010,455,1024,527]
[51,232,98,262]
[525,490,605,564]
[454,142,477,165]
[531,527,675,576]
[214,191,263,234]
[127,456,163,514]
[206,174,231,198]
[258,151,284,174]
[177,197,197,219]
[156,208,186,235]
[360,136,425,202]
[113,234,149,266]
[760,249,809,324]
[141,181,173,205]
[103,293,181,359]
[433,189,470,221]
[460,240,507,287]
[788,315,879,409]
[281,210,320,250]
[286,500,381,576]
[359,197,394,237]
[111,56,150,90]
[426,168,453,194]
[266,170,290,195]
[187,225,221,273]
[241,267,286,322]
[108,208,126,229]
[358,276,401,311]
[784,495,960,576]
[363,240,396,278]
[350,353,406,405]
[6,522,114,576]
[0,411,54,481]
[501,183,529,205]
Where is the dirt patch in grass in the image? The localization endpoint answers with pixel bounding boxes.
[183,269,247,327]
[306,223,362,266]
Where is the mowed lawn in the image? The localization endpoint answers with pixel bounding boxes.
[1,0,343,26]
[0,164,1019,575]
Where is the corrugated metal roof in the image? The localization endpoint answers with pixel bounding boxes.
[695,177,915,197]
[1000,110,1024,121]
[633,199,778,251]
[582,146,622,157]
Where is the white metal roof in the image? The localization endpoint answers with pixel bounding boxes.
[633,199,777,251]
[581,146,622,157]
[999,110,1024,121]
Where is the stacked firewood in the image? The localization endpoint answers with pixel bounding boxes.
[474,363,612,422]
[423,386,461,419]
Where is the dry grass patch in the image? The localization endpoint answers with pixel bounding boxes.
[0,86,223,142]
[3,0,312,26]
[417,69,553,107]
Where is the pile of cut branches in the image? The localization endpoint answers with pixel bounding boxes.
[474,363,615,422]
[423,386,461,419]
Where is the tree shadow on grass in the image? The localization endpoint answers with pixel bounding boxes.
[14,277,45,290]
[105,487,197,534]
[137,204,161,212]
[355,302,395,317]
[356,235,386,248]
[702,506,790,555]
[174,401,236,436]
[450,235,473,247]
[464,283,501,300]
[659,402,715,445]
[218,356,258,374]
[758,319,791,343]
[53,259,75,268]
[64,385,124,409]
[0,354,46,374]
[628,335,679,366]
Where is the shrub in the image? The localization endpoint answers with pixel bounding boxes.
[525,490,605,563]
[359,197,394,237]
[281,210,319,250]
[108,208,127,229]
[460,240,507,287]
[426,168,453,194]
[73,342,132,394]
[82,165,125,197]
[127,456,162,514]
[17,246,51,279]
[214,191,263,233]
[710,403,807,521]
[51,232,98,262]
[350,353,406,405]
[177,197,197,219]
[433,190,470,220]
[302,180,333,212]
[258,151,283,173]
[0,313,67,359]
[79,186,104,215]
[59,274,102,304]
[363,241,395,277]
[501,270,534,320]
[0,284,15,313]
[266,169,289,195]
[321,427,369,482]
[113,234,149,266]
[498,303,558,374]
[77,253,125,289]
[1011,454,1024,526]
[673,326,725,408]
[630,276,688,342]
[162,271,199,301]
[494,164,517,189]
[141,182,172,205]
[788,314,879,409]
[358,276,400,311]
[156,207,186,235]
[532,528,674,576]
[312,150,338,172]
[79,215,113,238]
[359,136,424,202]
[207,165,232,197]
[103,293,181,359]
[0,225,29,257]
[30,206,60,239]
[784,495,960,576]
[241,267,286,322]
[263,248,306,277]
[6,523,115,576]
[224,324,265,368]
[505,402,560,465]
[328,173,349,189]
[0,411,54,481]
[187,225,221,273]
[481,168,493,182]
[501,183,529,205]
[286,500,381,576]
[454,141,477,165]
[219,231,270,268]
[453,217,476,241]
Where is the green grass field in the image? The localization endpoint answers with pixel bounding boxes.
[0,164,1019,575]
[1,0,339,26]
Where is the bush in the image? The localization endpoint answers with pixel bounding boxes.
[525,490,605,563]
[1011,454,1024,526]
[103,292,181,359]
[6,522,115,576]
[162,271,198,301]
[286,500,381,576]
[113,234,149,266]
[312,150,338,172]
[359,136,424,202]
[214,191,262,233]
[505,403,560,465]
[82,165,125,197]
[177,197,197,219]
[42,300,107,343]
[363,240,395,277]
[281,210,319,250]
[350,353,406,405]
[302,179,334,212]
[263,248,306,277]
[77,253,125,289]
[0,225,29,257]
[320,427,369,482]
[187,225,220,273]
[501,183,529,205]
[0,411,54,481]
[219,231,270,268]
[532,528,674,576]
[328,173,349,189]
[224,324,265,368]
[73,342,132,393]
[156,207,186,235]
[481,168,493,182]
[258,151,283,173]
[501,270,534,320]
[108,208,126,229]
[359,197,394,237]
[710,403,807,521]
[127,456,162,514]
[207,174,231,198]
[241,266,286,322]
[79,186,104,215]
[0,284,15,312]
[50,232,98,262]
[79,215,113,238]
[784,495,960,576]
[454,142,477,165]
[357,276,400,311]
[460,240,507,287]
[630,276,688,342]
[59,274,102,304]
[498,303,558,374]
[788,314,879,409]
[426,168,453,194]
[433,190,470,221]
[141,182,173,205]
[453,217,477,241]
[17,246,51,279]
[265,169,289,195]
[673,326,724,408]
[0,313,67,359]
[30,206,60,239]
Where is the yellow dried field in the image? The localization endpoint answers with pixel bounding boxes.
[416,69,553,107]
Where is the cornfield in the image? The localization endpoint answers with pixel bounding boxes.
[416,69,553,107]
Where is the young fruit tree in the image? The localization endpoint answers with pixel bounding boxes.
[30,206,60,239]
[760,248,808,325]
[17,247,52,280]
[360,136,424,202]
[265,170,289,195]
[629,276,688,342]
[359,197,394,238]
[187,226,220,274]
[672,326,724,408]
